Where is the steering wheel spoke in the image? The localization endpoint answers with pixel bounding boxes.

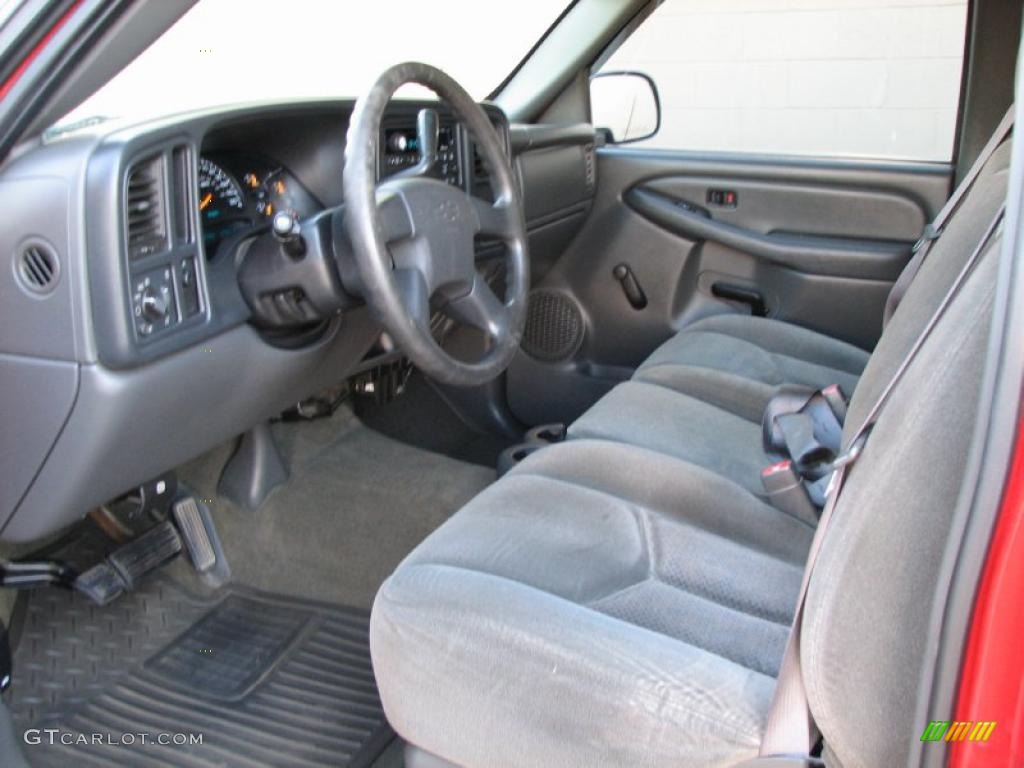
[471,196,516,240]
[377,191,414,244]
[393,267,432,330]
[442,276,509,341]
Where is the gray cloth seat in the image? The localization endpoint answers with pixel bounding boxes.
[634,314,869,423]
[372,439,814,768]
[570,380,776,500]
[566,319,870,502]
[567,319,871,502]
[372,215,1000,768]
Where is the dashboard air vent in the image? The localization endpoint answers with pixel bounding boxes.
[471,143,496,202]
[16,241,59,294]
[472,145,489,183]
[125,155,167,259]
[584,143,596,192]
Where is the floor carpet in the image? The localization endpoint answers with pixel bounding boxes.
[177,406,495,608]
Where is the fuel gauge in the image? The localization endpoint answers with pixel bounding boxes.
[241,172,271,217]
[262,169,299,220]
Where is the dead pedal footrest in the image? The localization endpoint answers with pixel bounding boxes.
[75,521,182,605]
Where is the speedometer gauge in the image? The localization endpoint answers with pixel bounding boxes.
[199,157,245,219]
[198,158,248,257]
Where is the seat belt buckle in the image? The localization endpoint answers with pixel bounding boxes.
[761,460,821,524]
[763,385,846,461]
[912,223,941,254]
[775,412,834,478]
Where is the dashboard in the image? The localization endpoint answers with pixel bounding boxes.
[0,99,510,543]
[0,96,597,544]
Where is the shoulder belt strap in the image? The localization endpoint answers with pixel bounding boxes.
[883,105,1014,327]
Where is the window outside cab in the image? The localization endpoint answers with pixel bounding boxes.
[589,0,968,161]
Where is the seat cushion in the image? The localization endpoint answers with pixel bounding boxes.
[371,440,813,768]
[568,380,778,500]
[565,316,869,495]
[635,315,870,423]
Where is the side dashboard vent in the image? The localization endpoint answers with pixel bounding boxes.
[584,143,596,192]
[16,241,60,294]
[125,155,168,259]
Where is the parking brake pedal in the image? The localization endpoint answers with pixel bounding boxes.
[75,521,182,605]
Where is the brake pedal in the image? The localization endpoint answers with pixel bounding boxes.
[75,521,182,605]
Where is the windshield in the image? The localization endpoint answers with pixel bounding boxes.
[56,0,566,129]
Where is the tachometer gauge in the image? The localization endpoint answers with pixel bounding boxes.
[199,158,248,257]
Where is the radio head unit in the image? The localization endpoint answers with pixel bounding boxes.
[380,122,460,186]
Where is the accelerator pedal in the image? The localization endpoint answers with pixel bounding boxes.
[173,497,215,572]
[75,521,182,605]
[172,495,231,588]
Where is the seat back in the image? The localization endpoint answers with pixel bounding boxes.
[802,189,1007,764]
[845,140,1011,432]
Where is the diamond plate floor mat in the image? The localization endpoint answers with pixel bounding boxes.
[7,577,393,767]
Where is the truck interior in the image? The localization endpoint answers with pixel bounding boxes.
[1,0,1023,766]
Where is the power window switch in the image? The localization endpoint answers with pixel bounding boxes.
[707,189,737,208]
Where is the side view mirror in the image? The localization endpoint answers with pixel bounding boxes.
[589,71,661,144]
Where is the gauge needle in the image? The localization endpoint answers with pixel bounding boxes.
[199,193,214,211]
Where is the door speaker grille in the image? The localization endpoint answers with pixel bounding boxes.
[522,290,584,362]
[16,241,60,294]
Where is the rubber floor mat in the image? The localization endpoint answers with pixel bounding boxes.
[8,577,393,767]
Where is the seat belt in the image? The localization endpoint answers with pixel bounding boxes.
[883,105,1014,326]
[759,203,1006,759]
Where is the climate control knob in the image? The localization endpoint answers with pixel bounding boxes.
[140,285,170,321]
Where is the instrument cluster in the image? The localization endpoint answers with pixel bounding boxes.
[198,154,320,258]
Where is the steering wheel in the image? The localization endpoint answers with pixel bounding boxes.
[343,63,529,387]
